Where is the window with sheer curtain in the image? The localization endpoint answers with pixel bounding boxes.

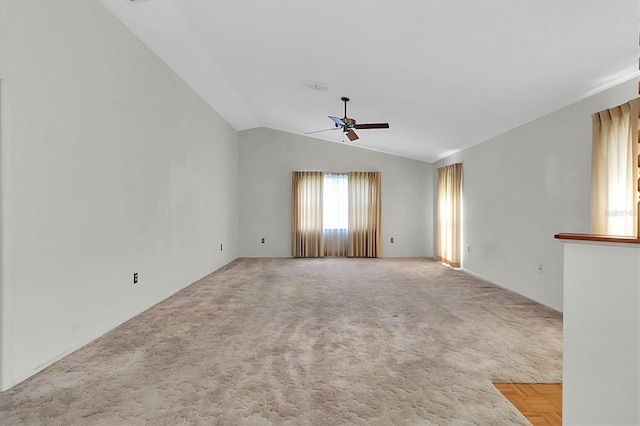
[323,173,349,256]
[436,163,462,268]
[591,98,639,237]
[291,171,381,258]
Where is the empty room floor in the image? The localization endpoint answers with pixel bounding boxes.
[0,258,562,424]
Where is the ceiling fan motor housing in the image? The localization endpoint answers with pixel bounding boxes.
[342,117,356,128]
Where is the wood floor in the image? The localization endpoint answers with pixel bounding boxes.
[494,383,562,426]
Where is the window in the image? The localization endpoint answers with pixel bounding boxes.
[323,173,348,230]
[436,163,462,267]
[291,171,381,258]
[323,173,348,256]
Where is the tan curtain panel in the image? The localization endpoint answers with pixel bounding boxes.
[348,172,382,257]
[436,163,462,268]
[591,98,639,236]
[291,171,324,257]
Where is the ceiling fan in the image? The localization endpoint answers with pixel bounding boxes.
[306,97,390,142]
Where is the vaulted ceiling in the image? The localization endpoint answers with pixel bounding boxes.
[102,0,639,163]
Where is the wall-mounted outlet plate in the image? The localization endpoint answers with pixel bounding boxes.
[390,237,394,243]
[261,237,265,244]
[133,272,138,284]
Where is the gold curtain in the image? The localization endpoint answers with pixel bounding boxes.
[436,163,462,268]
[348,172,382,257]
[591,99,639,236]
[291,171,324,257]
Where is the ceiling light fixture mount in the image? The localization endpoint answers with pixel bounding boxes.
[303,80,328,92]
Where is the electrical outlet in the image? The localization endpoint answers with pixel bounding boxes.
[133,272,138,284]
[390,237,394,243]
[261,237,265,244]
[538,264,543,274]
[467,246,471,252]
[220,244,223,251]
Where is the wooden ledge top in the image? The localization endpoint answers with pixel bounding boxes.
[555,233,640,245]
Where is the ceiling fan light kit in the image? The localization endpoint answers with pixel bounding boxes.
[306,97,389,142]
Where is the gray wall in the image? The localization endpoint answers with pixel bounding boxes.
[238,128,433,258]
[0,1,238,389]
[434,78,638,312]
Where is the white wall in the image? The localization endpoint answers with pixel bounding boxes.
[433,78,638,312]
[561,240,640,425]
[238,128,433,258]
[0,1,238,390]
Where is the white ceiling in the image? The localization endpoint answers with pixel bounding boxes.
[101,0,639,163]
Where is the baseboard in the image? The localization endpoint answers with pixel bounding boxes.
[2,258,239,392]
[6,301,169,391]
[461,267,562,314]
[460,267,498,285]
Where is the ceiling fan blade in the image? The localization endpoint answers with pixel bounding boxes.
[354,123,390,130]
[305,127,340,135]
[345,129,359,142]
[329,116,346,127]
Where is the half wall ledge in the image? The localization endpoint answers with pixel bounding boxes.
[554,233,640,245]
[555,231,640,426]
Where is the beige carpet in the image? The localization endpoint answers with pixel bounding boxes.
[0,258,562,425]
